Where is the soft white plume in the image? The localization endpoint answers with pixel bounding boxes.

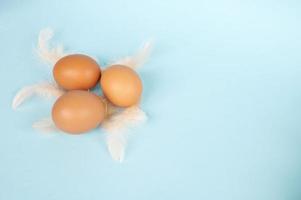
[32,117,58,133]
[112,41,153,70]
[101,105,147,162]
[12,82,65,109]
[37,28,66,65]
[106,131,127,162]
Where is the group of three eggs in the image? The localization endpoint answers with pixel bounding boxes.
[52,54,143,134]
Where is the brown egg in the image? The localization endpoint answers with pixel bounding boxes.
[52,90,106,134]
[100,65,142,107]
[53,54,101,90]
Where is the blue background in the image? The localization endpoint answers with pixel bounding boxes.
[1,0,301,199]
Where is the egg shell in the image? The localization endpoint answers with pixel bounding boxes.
[52,90,106,134]
[53,54,101,90]
[100,65,142,107]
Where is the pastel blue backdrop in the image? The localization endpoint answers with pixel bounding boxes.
[0,0,301,199]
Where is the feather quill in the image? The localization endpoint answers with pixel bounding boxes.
[32,117,58,133]
[112,41,153,70]
[12,82,65,109]
[36,28,66,65]
[101,105,147,162]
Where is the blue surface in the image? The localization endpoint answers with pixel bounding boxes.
[1,0,301,199]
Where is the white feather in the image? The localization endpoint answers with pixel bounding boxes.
[36,28,66,65]
[101,105,147,162]
[112,41,153,70]
[12,82,65,109]
[106,131,126,162]
[32,117,58,133]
